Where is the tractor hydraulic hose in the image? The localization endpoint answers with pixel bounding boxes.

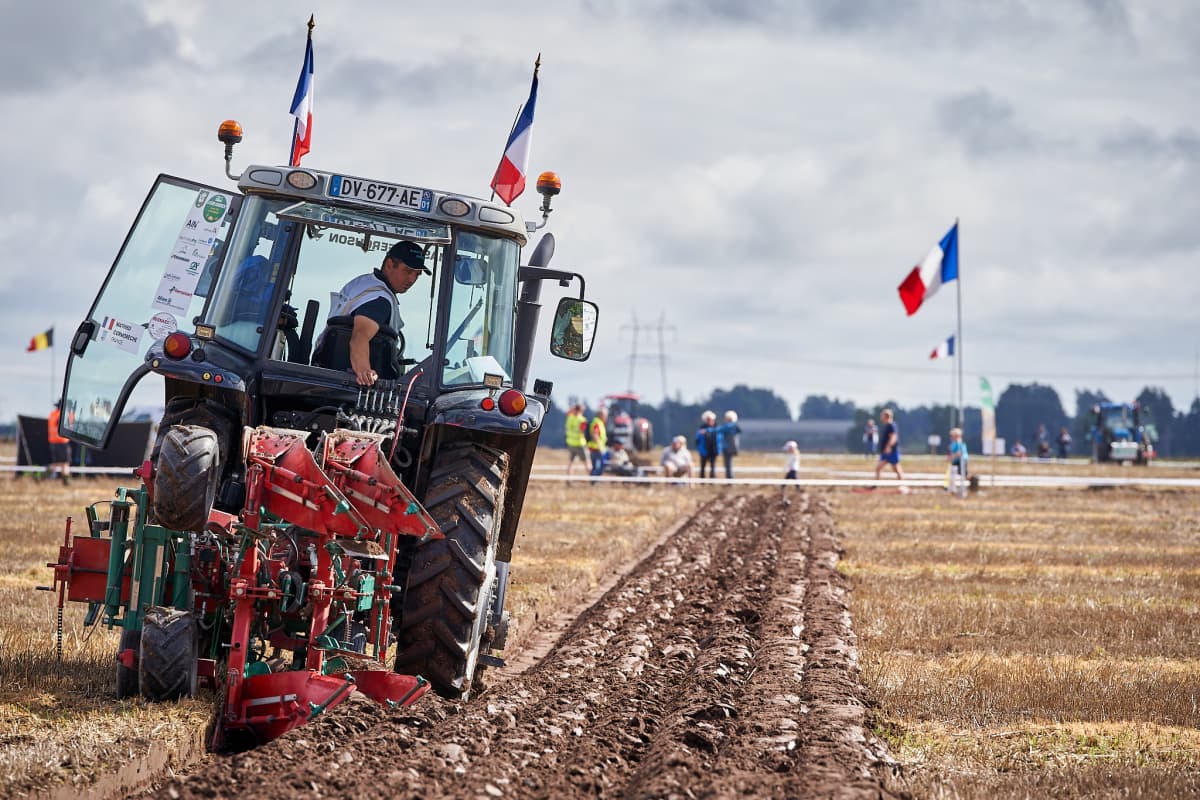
[388,368,423,463]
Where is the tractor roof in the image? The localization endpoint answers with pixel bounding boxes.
[236,165,528,245]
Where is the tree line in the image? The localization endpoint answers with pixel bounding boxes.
[545,384,1199,457]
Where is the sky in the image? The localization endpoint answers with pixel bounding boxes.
[2,0,1198,423]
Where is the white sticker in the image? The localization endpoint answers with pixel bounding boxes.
[148,312,178,341]
[152,190,228,314]
[97,315,144,354]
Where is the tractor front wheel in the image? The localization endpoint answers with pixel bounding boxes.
[153,425,220,531]
[139,607,198,701]
[395,443,507,699]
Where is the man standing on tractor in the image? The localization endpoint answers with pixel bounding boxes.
[312,240,430,386]
[588,406,608,478]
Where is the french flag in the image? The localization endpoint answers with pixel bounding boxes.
[898,222,959,316]
[289,32,314,167]
[929,334,955,360]
[490,66,538,206]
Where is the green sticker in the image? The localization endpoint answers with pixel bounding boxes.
[203,194,228,222]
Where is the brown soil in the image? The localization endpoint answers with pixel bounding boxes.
[149,492,903,799]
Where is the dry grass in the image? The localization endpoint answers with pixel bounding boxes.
[0,445,713,795]
[838,486,1200,798]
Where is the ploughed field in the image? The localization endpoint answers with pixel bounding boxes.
[151,492,897,799]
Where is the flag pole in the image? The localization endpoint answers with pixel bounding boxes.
[51,326,56,404]
[288,15,315,165]
[955,217,963,429]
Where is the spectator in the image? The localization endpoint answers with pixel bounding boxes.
[695,410,722,478]
[564,403,589,475]
[1057,426,1072,459]
[783,440,800,480]
[1011,441,1028,459]
[660,435,693,479]
[873,408,903,481]
[719,410,741,479]
[602,440,638,477]
[47,401,70,485]
[947,426,968,498]
[1035,424,1051,459]
[588,407,609,478]
[863,418,878,458]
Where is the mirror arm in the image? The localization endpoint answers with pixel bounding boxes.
[517,267,587,299]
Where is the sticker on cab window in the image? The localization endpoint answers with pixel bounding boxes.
[152,190,228,314]
[147,312,178,341]
[97,315,143,354]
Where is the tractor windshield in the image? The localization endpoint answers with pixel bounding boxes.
[1101,405,1130,434]
[442,232,519,387]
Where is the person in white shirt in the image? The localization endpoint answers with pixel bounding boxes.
[783,440,800,480]
[660,435,693,478]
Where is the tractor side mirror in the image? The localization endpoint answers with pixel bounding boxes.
[549,297,598,362]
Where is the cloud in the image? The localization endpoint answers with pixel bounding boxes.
[936,89,1035,158]
[0,1,181,93]
[1099,124,1200,162]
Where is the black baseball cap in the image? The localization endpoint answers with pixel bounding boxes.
[387,240,430,274]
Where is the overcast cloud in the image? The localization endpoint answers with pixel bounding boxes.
[1,0,1197,427]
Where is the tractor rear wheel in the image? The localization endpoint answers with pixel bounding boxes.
[153,425,220,531]
[395,443,507,699]
[116,628,140,699]
[139,607,198,701]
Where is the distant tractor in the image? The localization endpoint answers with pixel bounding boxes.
[1091,402,1156,465]
[603,393,654,460]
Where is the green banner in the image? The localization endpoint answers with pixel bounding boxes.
[979,376,995,411]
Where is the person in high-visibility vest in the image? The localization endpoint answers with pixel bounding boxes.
[565,403,589,475]
[587,407,608,478]
[47,401,71,484]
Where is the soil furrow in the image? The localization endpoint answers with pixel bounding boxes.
[154,492,900,800]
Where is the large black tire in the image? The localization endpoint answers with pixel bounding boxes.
[116,628,140,699]
[139,607,198,701]
[153,425,220,531]
[395,443,507,699]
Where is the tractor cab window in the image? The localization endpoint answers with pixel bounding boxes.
[205,195,294,352]
[442,232,519,387]
[1101,406,1129,432]
[277,203,449,372]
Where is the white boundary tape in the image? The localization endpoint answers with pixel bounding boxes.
[529,472,1200,489]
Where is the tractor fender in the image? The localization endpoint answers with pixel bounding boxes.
[417,393,546,563]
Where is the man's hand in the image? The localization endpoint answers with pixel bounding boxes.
[349,315,381,386]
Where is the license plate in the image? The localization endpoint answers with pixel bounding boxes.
[328,175,433,212]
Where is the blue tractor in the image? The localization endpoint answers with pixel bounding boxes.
[1091,402,1156,465]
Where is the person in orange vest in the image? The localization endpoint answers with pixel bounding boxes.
[47,401,71,484]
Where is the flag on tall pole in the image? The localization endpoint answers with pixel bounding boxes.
[490,56,540,206]
[898,222,959,316]
[929,334,955,360]
[26,327,53,352]
[288,16,315,167]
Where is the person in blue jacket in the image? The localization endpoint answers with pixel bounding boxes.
[719,410,742,479]
[695,410,722,478]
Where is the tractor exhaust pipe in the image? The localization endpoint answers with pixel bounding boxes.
[513,233,556,392]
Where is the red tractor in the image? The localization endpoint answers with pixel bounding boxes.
[603,393,654,462]
[43,120,598,748]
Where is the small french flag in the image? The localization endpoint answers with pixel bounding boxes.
[490,60,539,206]
[289,25,315,168]
[898,222,959,316]
[929,334,955,360]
